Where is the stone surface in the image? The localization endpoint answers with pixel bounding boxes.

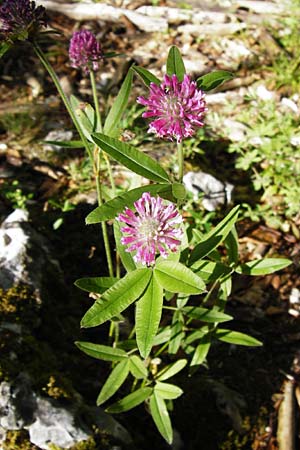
[183,171,234,211]
[0,375,132,449]
[0,209,63,292]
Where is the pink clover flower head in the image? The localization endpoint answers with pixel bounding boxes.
[0,0,47,40]
[69,30,103,74]
[117,192,183,266]
[137,74,207,142]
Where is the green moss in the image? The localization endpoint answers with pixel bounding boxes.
[2,430,37,450]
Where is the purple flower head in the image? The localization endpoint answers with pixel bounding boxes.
[69,30,103,74]
[0,0,47,40]
[117,192,183,266]
[137,74,207,142]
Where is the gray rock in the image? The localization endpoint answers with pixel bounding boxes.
[43,129,73,152]
[183,171,234,211]
[0,376,132,449]
[0,209,63,292]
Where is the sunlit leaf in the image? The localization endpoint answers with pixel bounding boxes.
[106,387,153,413]
[190,334,211,366]
[97,359,130,405]
[133,66,160,86]
[136,276,164,358]
[154,381,183,400]
[196,70,234,91]
[86,183,173,224]
[129,355,148,379]
[189,205,240,265]
[104,68,133,137]
[81,269,152,328]
[74,276,117,294]
[235,258,291,276]
[183,306,232,323]
[156,359,187,381]
[75,341,127,361]
[166,46,186,82]
[216,329,263,346]
[92,133,170,183]
[154,261,206,294]
[149,392,173,444]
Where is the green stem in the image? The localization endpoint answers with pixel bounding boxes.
[89,69,103,133]
[96,151,114,278]
[33,42,93,163]
[177,141,184,183]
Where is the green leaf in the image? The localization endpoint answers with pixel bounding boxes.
[183,306,232,323]
[97,359,130,405]
[136,275,164,358]
[166,46,186,82]
[113,221,136,272]
[154,381,183,399]
[129,355,148,379]
[152,327,172,346]
[0,41,12,58]
[235,258,291,276]
[172,182,186,201]
[106,387,153,413]
[86,183,173,224]
[81,269,152,328]
[73,99,97,141]
[189,205,240,265]
[156,359,187,381]
[185,327,210,345]
[149,392,173,444]
[75,276,117,294]
[190,334,211,366]
[154,261,206,294]
[192,260,231,283]
[225,226,239,265]
[92,133,170,183]
[75,341,128,362]
[168,311,185,355]
[104,68,133,137]
[132,66,160,86]
[196,70,234,91]
[216,329,263,347]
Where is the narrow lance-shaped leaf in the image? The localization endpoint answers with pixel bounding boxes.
[235,258,291,276]
[154,381,183,400]
[154,261,206,294]
[149,392,173,444]
[75,276,117,294]
[42,140,85,149]
[97,359,130,405]
[183,306,233,323]
[216,329,263,347]
[92,133,170,183]
[190,334,211,366]
[166,46,186,82]
[81,269,152,328]
[86,183,173,224]
[75,341,128,362]
[156,359,187,381]
[104,68,133,137]
[106,387,153,413]
[136,275,164,358]
[168,311,185,355]
[197,70,234,91]
[189,205,241,265]
[129,355,148,379]
[133,65,160,86]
